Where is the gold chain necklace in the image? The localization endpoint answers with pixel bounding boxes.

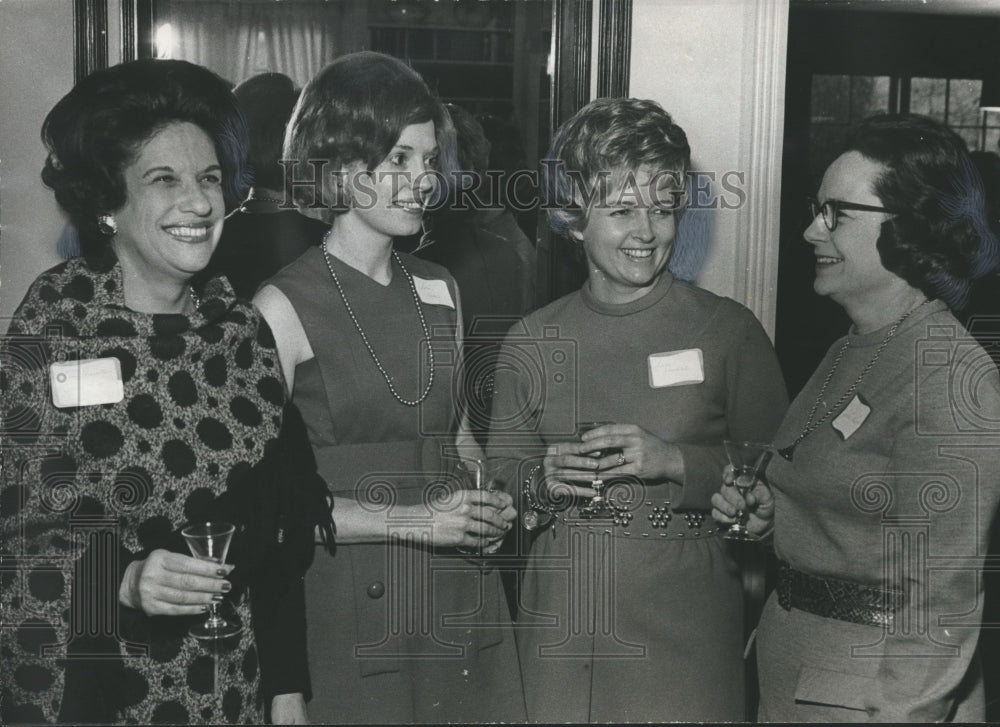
[777,299,929,461]
[321,242,435,407]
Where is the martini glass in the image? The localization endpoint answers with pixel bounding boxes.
[181,521,242,640]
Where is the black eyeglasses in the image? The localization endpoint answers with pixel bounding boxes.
[806,197,893,231]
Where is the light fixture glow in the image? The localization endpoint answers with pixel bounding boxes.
[155,23,176,59]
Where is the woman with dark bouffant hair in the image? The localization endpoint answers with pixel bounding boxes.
[254,52,525,723]
[713,114,1000,721]
[1,58,329,724]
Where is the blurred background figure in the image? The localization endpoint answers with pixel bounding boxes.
[477,111,538,241]
[412,104,537,444]
[203,72,327,299]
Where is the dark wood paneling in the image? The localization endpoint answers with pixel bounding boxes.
[597,0,631,99]
[74,0,108,83]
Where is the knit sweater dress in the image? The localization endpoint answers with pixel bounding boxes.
[760,300,1000,722]
[486,272,788,722]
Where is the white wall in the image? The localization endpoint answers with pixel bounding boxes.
[0,0,74,321]
[629,0,788,338]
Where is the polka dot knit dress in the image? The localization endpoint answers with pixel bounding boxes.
[0,252,301,724]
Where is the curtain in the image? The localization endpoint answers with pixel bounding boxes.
[158,0,362,88]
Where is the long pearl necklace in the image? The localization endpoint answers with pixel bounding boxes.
[321,241,435,407]
[777,299,930,461]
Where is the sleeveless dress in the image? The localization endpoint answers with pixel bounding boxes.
[266,247,526,724]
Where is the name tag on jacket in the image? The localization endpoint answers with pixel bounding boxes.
[412,277,455,309]
[648,349,704,388]
[50,357,124,408]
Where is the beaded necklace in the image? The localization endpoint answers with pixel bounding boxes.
[777,299,929,461]
[321,240,435,407]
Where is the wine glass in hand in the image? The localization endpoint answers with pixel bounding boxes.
[182,521,242,639]
[576,421,618,519]
[722,441,773,541]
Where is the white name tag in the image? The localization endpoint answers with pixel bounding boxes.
[648,348,704,388]
[50,357,124,408]
[832,394,871,440]
[412,276,455,309]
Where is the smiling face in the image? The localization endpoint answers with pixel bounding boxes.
[342,120,439,243]
[111,121,224,287]
[571,164,681,304]
[805,151,904,308]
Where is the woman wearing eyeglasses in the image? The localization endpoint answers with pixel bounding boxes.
[712,113,1000,722]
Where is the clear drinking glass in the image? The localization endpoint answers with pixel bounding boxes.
[722,441,773,542]
[181,521,242,640]
[575,420,618,519]
[455,458,507,557]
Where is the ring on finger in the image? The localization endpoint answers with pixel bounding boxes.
[616,451,626,467]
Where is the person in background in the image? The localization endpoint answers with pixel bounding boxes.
[202,72,327,299]
[488,97,788,722]
[0,59,328,724]
[414,103,538,440]
[253,52,526,724]
[713,113,1000,722]
[477,112,537,241]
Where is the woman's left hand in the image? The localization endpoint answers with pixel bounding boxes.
[577,423,682,482]
[271,692,308,724]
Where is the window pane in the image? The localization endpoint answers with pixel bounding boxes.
[811,74,850,123]
[910,77,947,122]
[850,76,890,122]
[983,127,1000,154]
[953,126,979,152]
[809,125,851,184]
[949,79,983,126]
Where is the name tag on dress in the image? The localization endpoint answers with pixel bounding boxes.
[648,349,704,388]
[412,277,455,309]
[832,394,871,440]
[50,357,124,408]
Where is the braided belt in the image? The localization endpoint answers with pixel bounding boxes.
[777,560,903,627]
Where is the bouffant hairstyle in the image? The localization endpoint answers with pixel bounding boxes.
[234,72,299,191]
[283,51,455,219]
[845,113,999,310]
[41,59,250,257]
[542,97,690,237]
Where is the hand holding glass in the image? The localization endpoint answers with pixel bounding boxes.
[576,421,618,519]
[722,441,773,541]
[455,458,506,556]
[181,521,242,639]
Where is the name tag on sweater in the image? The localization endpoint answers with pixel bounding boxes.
[412,277,455,309]
[50,357,124,408]
[648,349,704,388]
[832,394,871,440]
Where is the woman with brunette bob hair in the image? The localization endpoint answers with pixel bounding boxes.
[255,52,525,723]
[487,97,788,722]
[713,113,1000,722]
[1,59,328,724]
